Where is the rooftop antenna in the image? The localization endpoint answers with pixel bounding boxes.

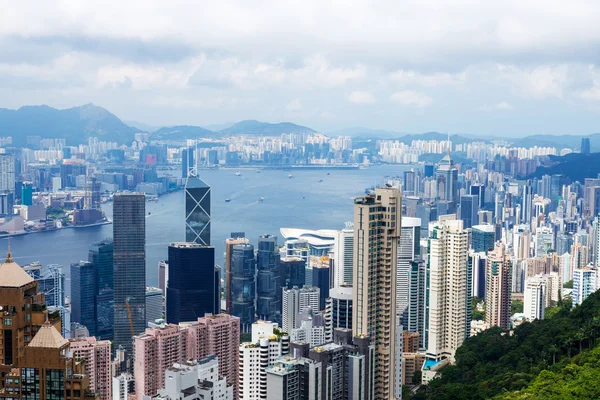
[5,235,12,263]
[447,132,451,156]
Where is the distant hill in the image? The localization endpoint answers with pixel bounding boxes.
[515,133,600,151]
[525,152,600,182]
[0,104,139,145]
[398,132,477,145]
[220,120,314,135]
[124,120,162,133]
[329,126,405,138]
[151,125,216,141]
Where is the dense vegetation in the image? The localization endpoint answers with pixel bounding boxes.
[410,290,600,400]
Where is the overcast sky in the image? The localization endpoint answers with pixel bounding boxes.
[2,1,600,135]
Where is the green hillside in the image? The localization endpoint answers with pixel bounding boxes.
[411,291,600,400]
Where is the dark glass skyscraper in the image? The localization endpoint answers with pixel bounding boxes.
[312,265,330,310]
[89,239,114,340]
[185,175,211,245]
[281,257,306,289]
[71,261,96,336]
[231,243,256,332]
[460,194,478,229]
[181,147,194,178]
[166,243,219,324]
[472,225,495,253]
[113,192,146,356]
[581,137,591,154]
[256,234,282,324]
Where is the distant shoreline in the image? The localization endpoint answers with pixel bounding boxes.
[0,220,112,238]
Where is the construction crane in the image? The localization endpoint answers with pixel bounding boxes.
[125,297,135,337]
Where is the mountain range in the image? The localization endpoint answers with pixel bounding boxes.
[0,103,598,149]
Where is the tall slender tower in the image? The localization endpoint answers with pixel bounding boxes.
[426,218,471,363]
[353,187,401,400]
[113,192,146,357]
[185,175,211,246]
[397,217,421,329]
[485,243,512,330]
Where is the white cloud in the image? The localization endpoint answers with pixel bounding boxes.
[286,98,303,111]
[348,91,375,104]
[390,90,432,107]
[389,70,466,87]
[480,101,513,111]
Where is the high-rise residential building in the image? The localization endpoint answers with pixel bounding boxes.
[282,286,320,333]
[69,337,112,400]
[166,243,219,324]
[152,356,234,400]
[572,266,598,306]
[397,217,421,329]
[407,260,427,349]
[435,152,458,205]
[112,373,134,400]
[535,227,554,257]
[291,310,327,347]
[460,194,479,229]
[184,175,211,245]
[230,242,256,332]
[485,243,512,330]
[524,275,547,321]
[256,234,283,324]
[471,224,495,253]
[146,286,163,324]
[0,154,15,192]
[333,224,354,288]
[426,219,471,363]
[353,187,401,399]
[225,236,249,314]
[17,322,96,400]
[238,321,290,400]
[113,192,146,356]
[71,261,97,336]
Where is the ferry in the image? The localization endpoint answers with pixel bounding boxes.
[318,179,323,183]
[235,171,241,176]
[288,173,293,178]
[259,197,264,202]
[225,198,231,202]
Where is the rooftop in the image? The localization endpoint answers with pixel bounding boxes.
[28,321,69,349]
[0,249,35,288]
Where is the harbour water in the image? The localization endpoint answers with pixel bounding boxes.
[4,165,419,287]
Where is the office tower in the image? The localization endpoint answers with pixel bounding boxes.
[21,182,33,206]
[333,224,354,288]
[471,224,495,253]
[353,187,401,399]
[416,203,437,238]
[404,170,417,196]
[282,286,320,333]
[521,181,533,224]
[572,267,598,306]
[535,227,554,257]
[181,147,194,178]
[572,243,590,272]
[89,239,114,293]
[153,357,234,400]
[113,192,146,356]
[524,275,547,321]
[70,323,90,338]
[225,235,249,314]
[185,175,211,245]
[397,217,421,328]
[556,232,574,255]
[69,337,112,400]
[593,215,600,267]
[311,261,330,310]
[423,162,434,177]
[485,243,512,330]
[71,261,97,336]
[435,152,458,205]
[469,183,485,208]
[404,195,421,218]
[470,251,487,298]
[256,234,282,324]
[195,314,240,399]
[281,256,306,289]
[460,194,478,229]
[407,260,427,349]
[239,321,290,400]
[325,285,353,331]
[166,243,219,324]
[230,242,256,331]
[158,260,168,293]
[426,219,471,363]
[134,324,185,398]
[146,286,163,323]
[581,137,591,154]
[17,322,94,400]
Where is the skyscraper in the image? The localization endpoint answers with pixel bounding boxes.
[426,219,471,363]
[460,194,478,229]
[230,242,256,332]
[333,224,354,288]
[256,234,282,324]
[113,192,146,356]
[184,175,211,245]
[397,217,421,329]
[0,154,15,193]
[524,275,547,321]
[435,152,458,205]
[471,224,495,253]
[181,147,194,178]
[353,187,401,399]
[282,286,320,333]
[485,243,512,330]
[89,239,114,340]
[69,337,112,400]
[71,261,97,336]
[225,235,250,315]
[166,243,219,324]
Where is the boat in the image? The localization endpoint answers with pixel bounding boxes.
[258,197,264,202]
[288,174,293,178]
[256,170,261,174]
[327,172,331,175]
[235,171,241,176]
[148,212,151,215]
[225,198,231,202]
[359,165,368,170]
[318,179,323,183]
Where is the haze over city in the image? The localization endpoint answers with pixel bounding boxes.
[2,1,600,135]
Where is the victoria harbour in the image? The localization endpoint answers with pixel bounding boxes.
[4,165,416,286]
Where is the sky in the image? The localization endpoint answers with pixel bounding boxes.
[1,1,600,136]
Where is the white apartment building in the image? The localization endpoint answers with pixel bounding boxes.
[281,286,320,333]
[524,275,547,321]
